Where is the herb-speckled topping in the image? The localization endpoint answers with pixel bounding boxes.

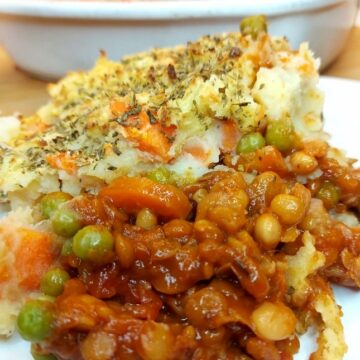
[0,30,322,202]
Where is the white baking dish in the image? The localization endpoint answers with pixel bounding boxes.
[0,0,358,79]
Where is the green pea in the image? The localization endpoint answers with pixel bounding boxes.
[40,192,72,219]
[17,300,54,342]
[61,239,74,257]
[240,15,268,40]
[51,208,81,237]
[73,225,114,264]
[265,121,295,152]
[316,181,340,209]
[236,132,265,154]
[147,167,172,184]
[40,268,70,297]
[31,344,57,360]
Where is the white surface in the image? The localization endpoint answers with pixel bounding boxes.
[0,0,357,79]
[0,76,359,359]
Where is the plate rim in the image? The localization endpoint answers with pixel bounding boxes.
[0,0,346,20]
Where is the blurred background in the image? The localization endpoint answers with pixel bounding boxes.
[0,0,359,116]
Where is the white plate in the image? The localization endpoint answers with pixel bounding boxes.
[0,0,357,79]
[0,76,359,359]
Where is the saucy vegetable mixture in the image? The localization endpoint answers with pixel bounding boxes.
[21,133,360,360]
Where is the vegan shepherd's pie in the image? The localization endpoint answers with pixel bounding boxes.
[0,16,359,360]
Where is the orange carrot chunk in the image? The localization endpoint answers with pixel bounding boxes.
[100,177,191,219]
[110,100,128,115]
[220,120,240,153]
[46,152,78,175]
[15,228,55,291]
[122,110,173,162]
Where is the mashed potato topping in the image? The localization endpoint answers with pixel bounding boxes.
[0,29,323,207]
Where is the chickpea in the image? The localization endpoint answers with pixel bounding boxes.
[271,194,305,225]
[202,190,249,234]
[181,325,196,343]
[80,331,117,360]
[234,189,250,209]
[136,208,158,230]
[199,327,228,346]
[115,234,134,269]
[207,206,247,234]
[185,287,228,329]
[193,219,224,243]
[290,183,311,211]
[245,337,281,360]
[137,322,174,360]
[163,219,193,239]
[290,151,318,175]
[254,213,282,249]
[303,139,329,158]
[251,301,297,341]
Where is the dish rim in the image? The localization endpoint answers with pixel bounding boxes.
[0,0,348,20]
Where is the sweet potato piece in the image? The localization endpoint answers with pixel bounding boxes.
[100,177,191,219]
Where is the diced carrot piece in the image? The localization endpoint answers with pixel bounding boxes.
[100,177,191,219]
[183,143,210,162]
[220,120,240,153]
[110,101,128,115]
[111,103,175,161]
[161,124,177,139]
[46,152,78,175]
[126,126,171,161]
[0,264,10,283]
[124,111,173,161]
[14,228,55,291]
